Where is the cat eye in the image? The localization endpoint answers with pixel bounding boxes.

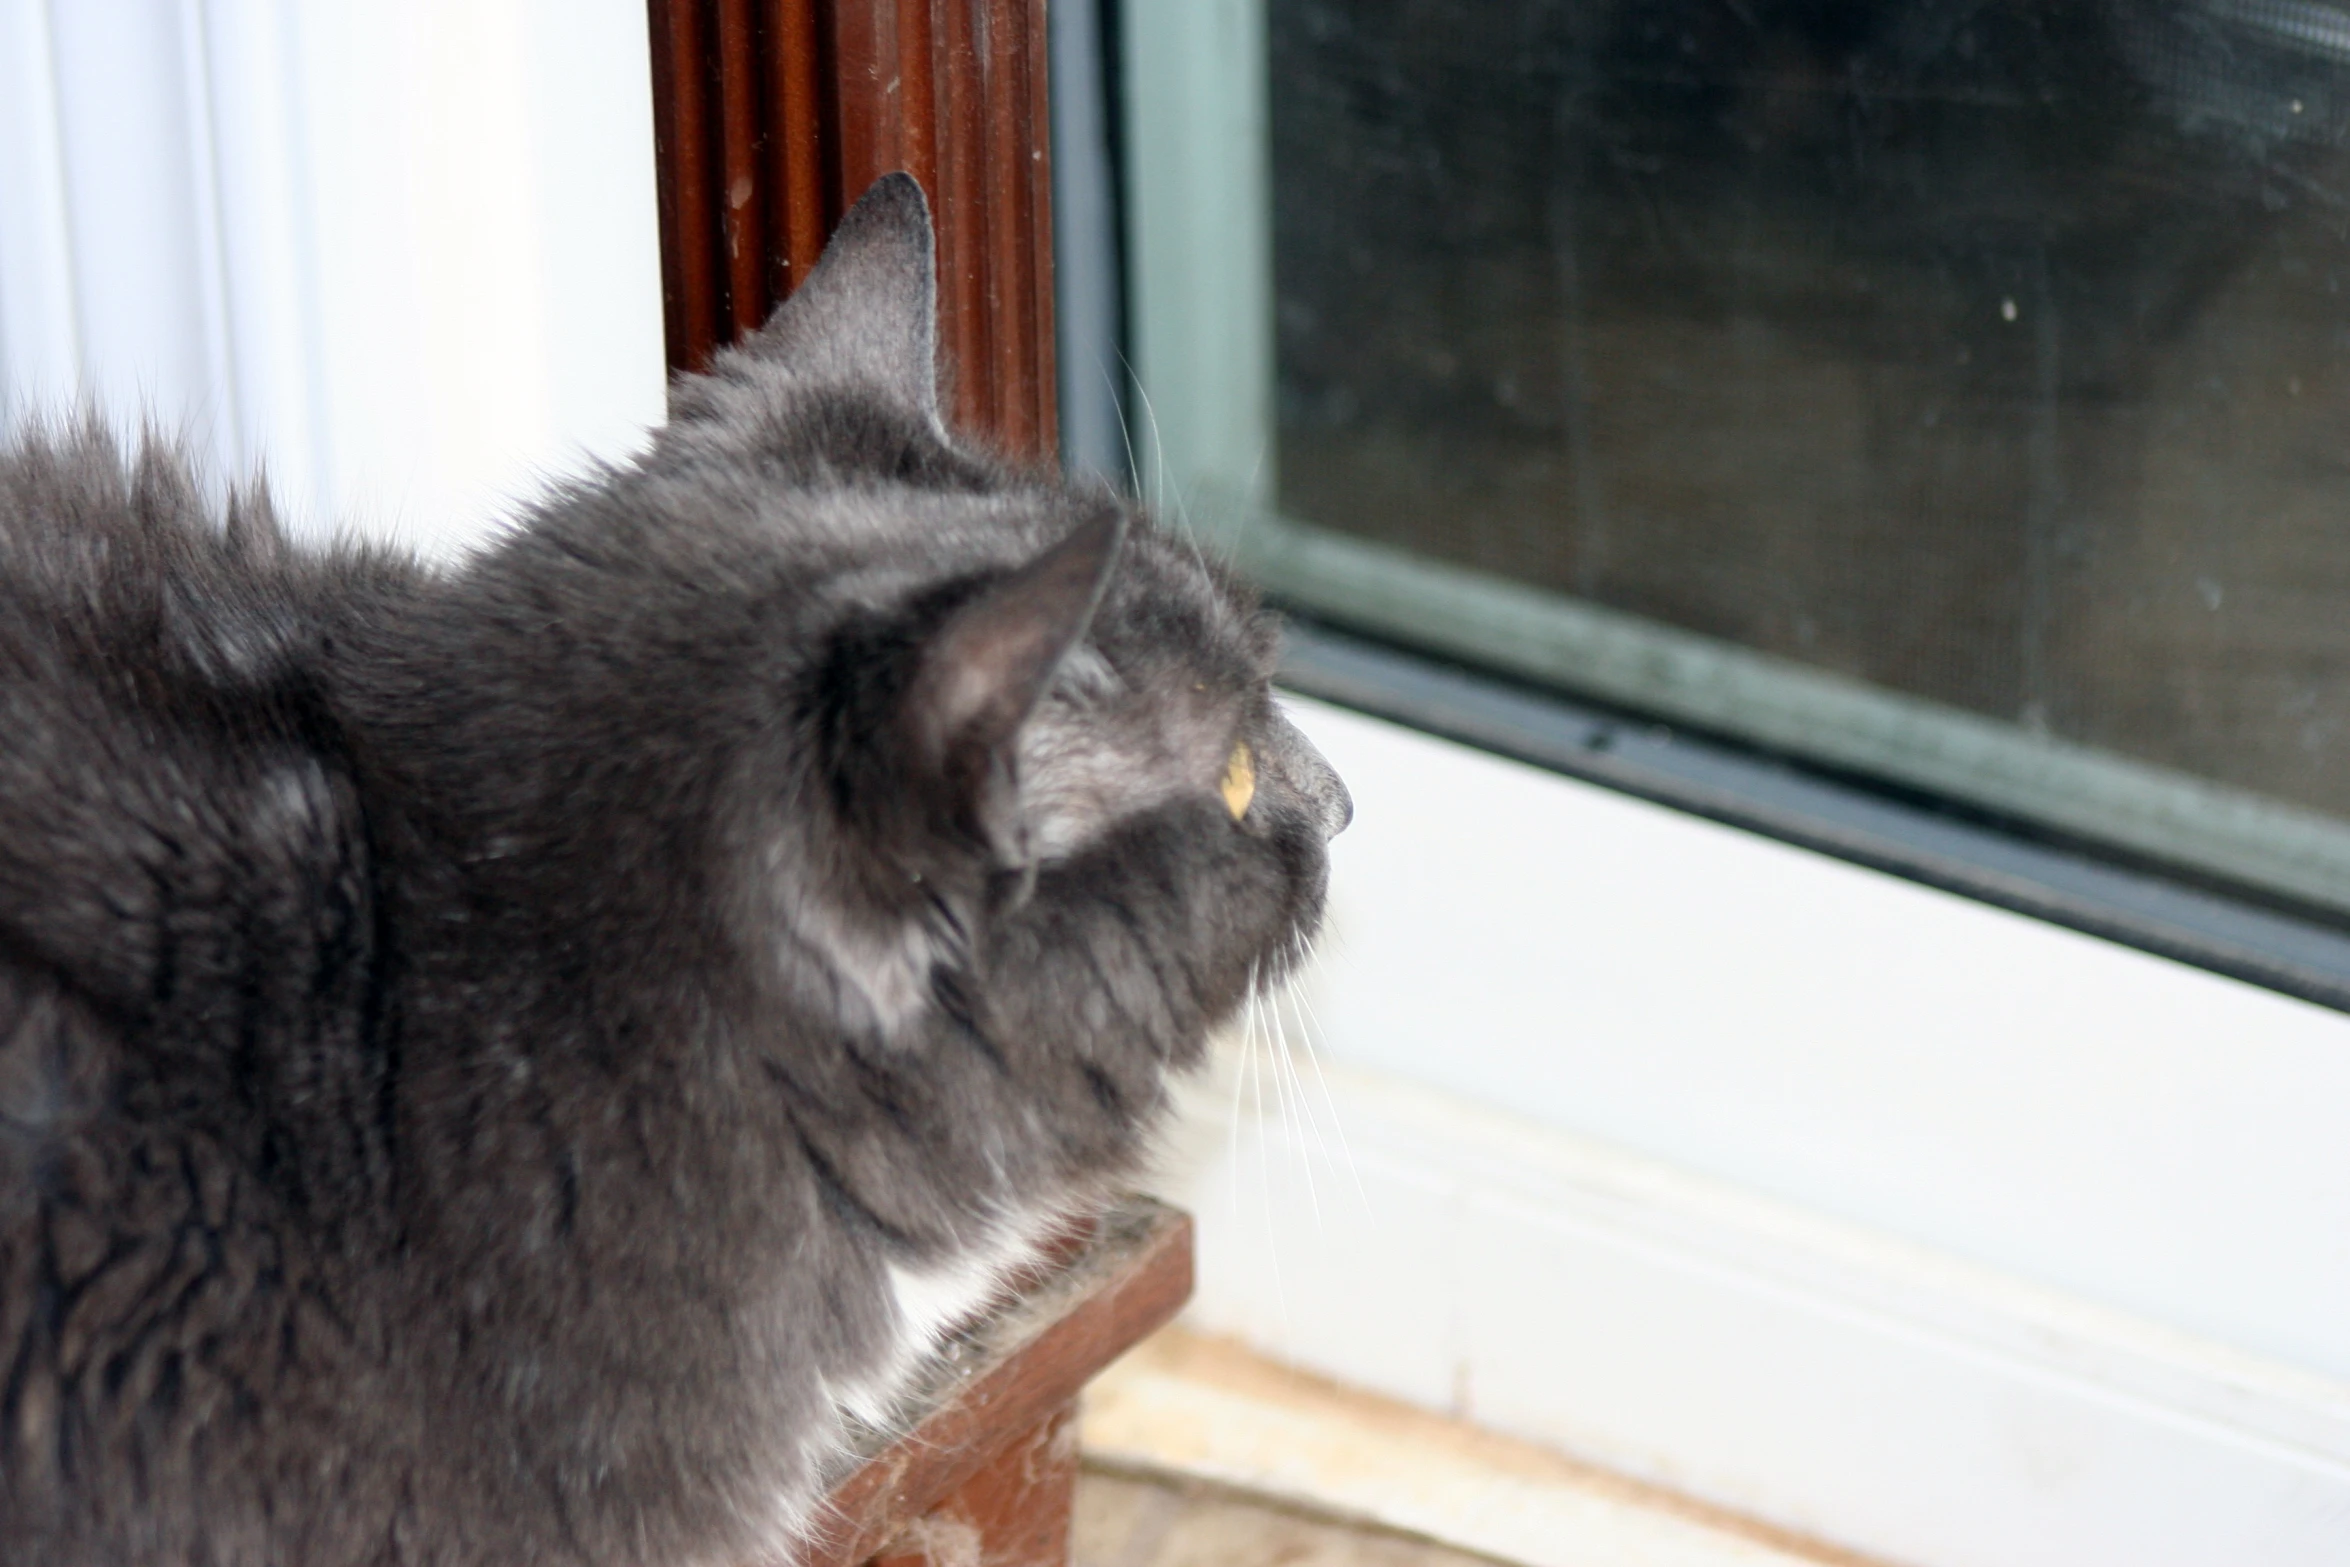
[1219,741,1256,821]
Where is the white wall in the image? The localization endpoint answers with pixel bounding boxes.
[1292,701,2350,1381]
[1151,697,2350,1566]
[0,0,667,552]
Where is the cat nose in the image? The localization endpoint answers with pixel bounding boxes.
[1317,769,1353,840]
[1296,747,1352,840]
[1267,712,1352,841]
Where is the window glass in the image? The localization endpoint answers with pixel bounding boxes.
[1173,0,2350,915]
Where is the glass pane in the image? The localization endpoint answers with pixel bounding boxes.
[1263,0,2350,909]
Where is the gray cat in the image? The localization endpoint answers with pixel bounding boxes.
[0,174,1349,1566]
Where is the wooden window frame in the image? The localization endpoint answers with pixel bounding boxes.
[645,0,1058,463]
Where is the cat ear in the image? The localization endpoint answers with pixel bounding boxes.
[907,512,1128,866]
[743,172,939,418]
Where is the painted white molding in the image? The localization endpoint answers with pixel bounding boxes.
[1279,697,2350,1387]
[1157,1052,2350,1567]
[0,0,667,551]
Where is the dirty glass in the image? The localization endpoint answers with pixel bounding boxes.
[1266,0,2350,910]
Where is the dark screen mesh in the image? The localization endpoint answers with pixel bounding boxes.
[1270,0,2350,823]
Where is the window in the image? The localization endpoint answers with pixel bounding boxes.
[1121,0,2350,983]
[1100,8,2350,1563]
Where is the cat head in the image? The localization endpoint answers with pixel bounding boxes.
[630,175,1349,1046]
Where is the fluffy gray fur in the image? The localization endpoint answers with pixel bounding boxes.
[0,174,1349,1566]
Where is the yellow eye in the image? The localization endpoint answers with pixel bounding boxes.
[1219,741,1256,820]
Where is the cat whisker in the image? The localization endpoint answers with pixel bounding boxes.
[1268,979,1326,1235]
[1104,354,1213,576]
[1226,960,1257,1228]
[1254,963,1312,1226]
[1242,966,1291,1336]
[1273,983,1332,1170]
[1104,356,1142,499]
[1281,950,1368,1211]
[1119,352,1171,515]
[1118,354,1219,579]
[1240,438,1272,534]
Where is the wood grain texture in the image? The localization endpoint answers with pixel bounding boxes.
[1074,1470,1514,1567]
[869,1404,1081,1567]
[786,1199,1195,1567]
[648,0,720,362]
[645,0,1060,461]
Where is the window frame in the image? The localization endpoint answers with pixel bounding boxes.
[643,0,1060,461]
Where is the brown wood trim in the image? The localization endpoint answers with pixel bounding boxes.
[714,0,766,337]
[645,0,1060,463]
[786,1199,1195,1567]
[647,0,719,364]
[866,1404,1079,1567]
[771,0,825,286]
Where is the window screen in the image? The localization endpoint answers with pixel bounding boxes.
[1238,0,2350,916]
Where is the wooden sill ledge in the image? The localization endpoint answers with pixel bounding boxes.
[783,1197,1194,1567]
